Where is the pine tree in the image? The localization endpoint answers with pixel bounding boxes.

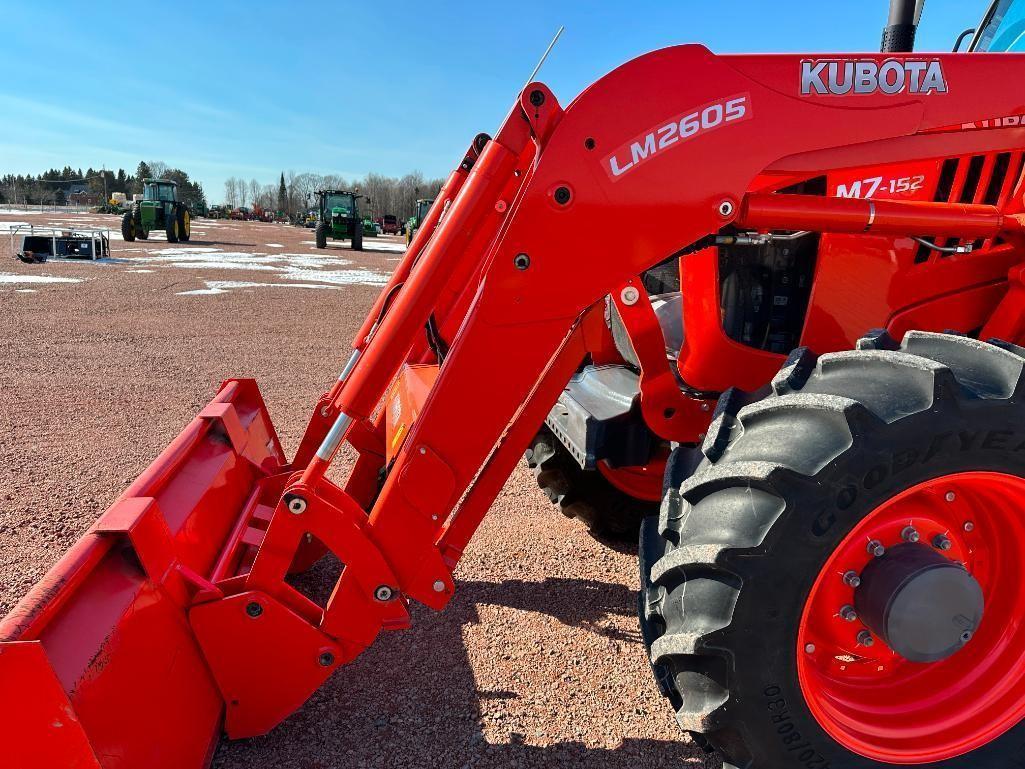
[277,172,288,214]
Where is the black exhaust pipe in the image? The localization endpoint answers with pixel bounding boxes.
[882,0,925,52]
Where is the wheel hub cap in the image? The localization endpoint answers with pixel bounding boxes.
[797,472,1025,763]
[855,542,983,663]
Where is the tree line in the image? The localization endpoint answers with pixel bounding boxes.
[0,161,207,209]
[224,170,445,221]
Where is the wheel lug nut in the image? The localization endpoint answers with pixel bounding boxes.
[857,630,875,647]
[839,605,858,622]
[843,570,862,588]
[868,540,886,558]
[963,521,975,532]
[933,534,953,551]
[901,526,920,543]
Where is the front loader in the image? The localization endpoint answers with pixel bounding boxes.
[6,1,1025,767]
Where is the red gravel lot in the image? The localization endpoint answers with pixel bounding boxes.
[0,212,713,768]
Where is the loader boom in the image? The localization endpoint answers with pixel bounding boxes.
[5,44,1025,768]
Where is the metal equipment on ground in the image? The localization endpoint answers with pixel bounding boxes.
[11,224,111,262]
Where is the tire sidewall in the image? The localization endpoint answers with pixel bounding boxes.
[720,398,1025,768]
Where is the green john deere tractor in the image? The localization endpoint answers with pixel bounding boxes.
[404,197,434,247]
[121,179,191,243]
[314,189,369,251]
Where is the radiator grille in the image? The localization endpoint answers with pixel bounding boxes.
[914,151,1025,262]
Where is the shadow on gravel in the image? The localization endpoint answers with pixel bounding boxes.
[459,577,643,644]
[214,558,719,769]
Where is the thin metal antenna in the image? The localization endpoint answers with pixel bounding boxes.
[523,26,564,89]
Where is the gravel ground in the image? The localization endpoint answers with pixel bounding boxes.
[0,212,715,768]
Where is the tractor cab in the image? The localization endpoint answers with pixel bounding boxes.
[404,198,435,246]
[972,0,1025,51]
[319,190,356,220]
[414,198,433,223]
[142,179,179,203]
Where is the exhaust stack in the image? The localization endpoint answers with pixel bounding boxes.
[882,0,926,52]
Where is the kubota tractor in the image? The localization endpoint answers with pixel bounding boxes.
[121,179,192,243]
[5,1,1025,768]
[315,188,367,250]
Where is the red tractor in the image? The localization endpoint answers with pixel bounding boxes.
[4,2,1025,768]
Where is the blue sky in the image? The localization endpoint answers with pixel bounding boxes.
[0,1,988,204]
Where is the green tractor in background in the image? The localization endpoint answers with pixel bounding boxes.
[404,198,434,247]
[315,189,369,251]
[121,180,191,243]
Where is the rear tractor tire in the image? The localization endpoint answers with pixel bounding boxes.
[315,222,328,249]
[640,330,1025,768]
[178,208,191,242]
[165,211,179,244]
[526,427,658,539]
[120,211,135,242]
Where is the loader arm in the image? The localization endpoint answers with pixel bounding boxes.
[6,44,1025,767]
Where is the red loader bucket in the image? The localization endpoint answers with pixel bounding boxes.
[0,379,286,769]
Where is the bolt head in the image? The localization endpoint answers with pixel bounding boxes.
[529,89,545,107]
[933,534,953,551]
[287,497,307,515]
[805,643,816,654]
[374,585,394,602]
[960,630,974,644]
[868,540,886,558]
[620,286,640,306]
[318,651,335,667]
[553,186,572,205]
[901,526,920,543]
[432,580,446,593]
[513,253,530,270]
[840,605,858,623]
[963,521,975,532]
[857,630,875,647]
[945,491,956,502]
[843,570,862,588]
[245,601,264,618]
[718,199,736,217]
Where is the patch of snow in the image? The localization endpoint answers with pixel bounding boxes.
[177,280,341,296]
[283,267,389,286]
[126,269,154,273]
[0,273,82,284]
[362,240,407,254]
[15,288,37,293]
[265,243,284,248]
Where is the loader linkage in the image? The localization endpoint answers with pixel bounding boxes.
[4,41,1025,769]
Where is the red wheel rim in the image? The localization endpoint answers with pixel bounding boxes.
[797,472,1025,763]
